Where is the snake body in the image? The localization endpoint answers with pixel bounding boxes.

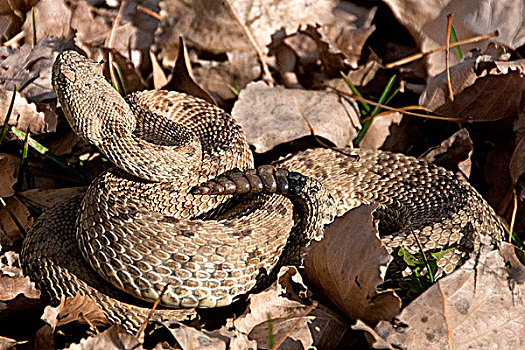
[21,51,505,332]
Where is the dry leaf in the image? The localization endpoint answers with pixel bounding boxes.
[157,321,227,349]
[420,54,525,121]
[193,51,262,101]
[359,112,403,150]
[0,197,32,248]
[21,0,71,45]
[0,36,76,104]
[421,128,473,178]
[70,0,110,47]
[231,81,359,153]
[370,245,525,349]
[0,154,18,198]
[0,252,40,301]
[155,0,336,65]
[42,295,109,329]
[234,266,347,349]
[0,90,52,138]
[384,0,525,77]
[65,325,142,350]
[303,205,401,325]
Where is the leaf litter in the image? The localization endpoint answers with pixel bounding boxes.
[0,0,524,348]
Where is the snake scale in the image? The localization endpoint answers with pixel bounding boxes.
[21,51,505,332]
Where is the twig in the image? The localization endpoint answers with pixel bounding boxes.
[330,87,467,122]
[3,31,24,48]
[446,14,454,102]
[271,301,318,350]
[136,5,163,21]
[384,30,498,69]
[509,189,517,243]
[223,0,274,85]
[135,284,169,339]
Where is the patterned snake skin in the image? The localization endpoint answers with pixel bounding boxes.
[21,51,505,332]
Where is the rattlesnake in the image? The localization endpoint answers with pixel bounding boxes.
[21,51,505,332]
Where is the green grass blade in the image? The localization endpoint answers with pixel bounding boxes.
[228,85,240,97]
[354,75,397,146]
[31,7,37,47]
[340,71,370,113]
[112,61,127,96]
[10,126,86,181]
[267,313,274,349]
[0,86,17,146]
[450,26,462,60]
[408,222,434,283]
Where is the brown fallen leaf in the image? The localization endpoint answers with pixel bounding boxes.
[41,295,109,330]
[0,36,76,104]
[193,51,262,101]
[0,90,54,139]
[155,321,228,349]
[369,242,525,349]
[0,251,40,301]
[234,266,347,349]
[231,81,359,153]
[0,197,32,249]
[421,128,473,178]
[420,52,524,122]
[359,112,403,150]
[0,154,18,198]
[21,0,71,46]
[303,205,401,325]
[384,0,525,77]
[155,0,337,67]
[65,325,142,350]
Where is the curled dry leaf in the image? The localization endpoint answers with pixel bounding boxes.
[359,112,403,150]
[369,243,525,350]
[193,51,261,101]
[421,128,473,178]
[65,325,142,350]
[232,81,359,153]
[0,35,76,104]
[303,205,401,325]
[155,0,336,65]
[0,251,40,301]
[0,154,18,198]
[0,90,52,138]
[70,0,110,47]
[42,295,109,329]
[420,54,525,122]
[156,321,227,350]
[384,0,525,77]
[0,197,33,248]
[234,266,347,349]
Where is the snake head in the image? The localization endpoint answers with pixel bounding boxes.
[51,50,135,144]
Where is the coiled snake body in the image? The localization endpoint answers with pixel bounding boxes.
[21,51,505,332]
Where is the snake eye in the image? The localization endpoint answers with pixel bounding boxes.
[61,67,76,82]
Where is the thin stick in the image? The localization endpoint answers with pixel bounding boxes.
[223,0,274,85]
[3,31,24,48]
[271,301,318,350]
[384,30,498,69]
[509,189,518,243]
[135,284,169,339]
[136,5,163,21]
[330,87,467,122]
[446,15,454,102]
